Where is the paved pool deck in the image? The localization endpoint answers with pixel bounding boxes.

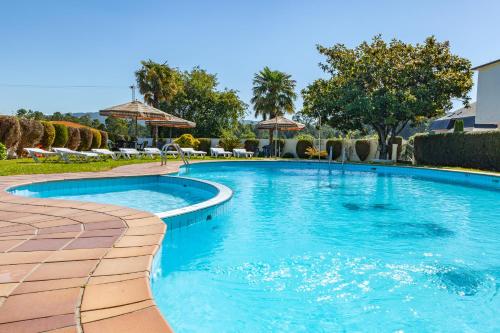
[0,161,186,333]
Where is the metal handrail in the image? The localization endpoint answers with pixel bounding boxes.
[161,143,189,166]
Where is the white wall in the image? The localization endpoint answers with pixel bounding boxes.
[476,63,500,126]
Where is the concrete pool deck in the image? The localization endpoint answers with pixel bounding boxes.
[0,161,187,333]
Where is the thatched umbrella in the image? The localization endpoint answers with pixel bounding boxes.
[146,115,196,143]
[99,100,168,137]
[257,116,305,157]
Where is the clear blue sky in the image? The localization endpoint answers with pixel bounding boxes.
[0,0,498,118]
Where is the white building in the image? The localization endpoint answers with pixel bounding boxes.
[431,58,499,132]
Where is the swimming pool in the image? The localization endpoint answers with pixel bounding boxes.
[151,162,500,332]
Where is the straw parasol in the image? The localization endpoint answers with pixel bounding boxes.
[99,100,168,137]
[146,114,196,143]
[257,116,305,157]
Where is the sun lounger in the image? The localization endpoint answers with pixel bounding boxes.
[210,147,232,158]
[119,148,143,159]
[91,149,118,160]
[52,148,99,163]
[143,147,163,159]
[24,148,58,163]
[180,147,206,158]
[233,148,254,158]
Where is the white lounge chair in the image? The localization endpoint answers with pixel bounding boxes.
[180,147,206,158]
[233,148,254,158]
[24,148,58,163]
[142,147,164,159]
[91,149,118,160]
[52,148,99,163]
[210,147,232,158]
[119,148,143,159]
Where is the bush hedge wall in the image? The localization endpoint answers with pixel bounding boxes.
[53,123,69,148]
[99,130,108,149]
[296,139,313,158]
[17,118,44,156]
[90,129,101,149]
[79,127,93,151]
[414,131,500,171]
[197,138,211,152]
[0,116,21,154]
[355,140,371,161]
[326,139,342,159]
[40,121,55,148]
[66,127,81,150]
[0,143,6,160]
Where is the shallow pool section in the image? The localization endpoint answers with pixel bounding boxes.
[152,162,500,333]
[9,175,217,215]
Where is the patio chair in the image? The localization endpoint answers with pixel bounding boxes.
[91,149,118,160]
[180,147,206,158]
[52,148,99,163]
[143,147,162,159]
[233,148,254,158]
[210,147,232,158]
[118,148,143,159]
[24,148,58,163]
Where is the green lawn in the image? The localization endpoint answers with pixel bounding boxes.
[0,157,171,176]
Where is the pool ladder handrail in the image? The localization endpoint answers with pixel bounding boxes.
[161,143,189,166]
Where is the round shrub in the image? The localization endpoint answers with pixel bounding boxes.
[219,131,241,151]
[52,123,69,147]
[282,152,294,159]
[99,131,108,149]
[90,129,101,149]
[197,138,211,152]
[0,116,21,154]
[40,121,55,148]
[66,127,81,150]
[326,139,343,159]
[388,136,403,160]
[355,140,371,161]
[244,139,260,153]
[174,134,200,148]
[0,143,6,160]
[78,127,93,151]
[17,118,44,156]
[296,139,313,158]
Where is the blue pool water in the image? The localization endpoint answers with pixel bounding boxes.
[9,176,214,214]
[151,162,500,332]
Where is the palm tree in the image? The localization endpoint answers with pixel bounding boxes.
[251,67,297,153]
[135,60,183,142]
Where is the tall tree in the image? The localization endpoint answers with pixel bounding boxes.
[302,35,473,159]
[251,67,297,148]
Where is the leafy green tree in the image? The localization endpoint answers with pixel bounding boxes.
[251,67,297,147]
[15,109,45,120]
[302,35,473,159]
[136,60,183,108]
[105,117,129,137]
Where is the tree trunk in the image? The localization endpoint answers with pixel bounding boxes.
[377,129,389,160]
[269,128,274,157]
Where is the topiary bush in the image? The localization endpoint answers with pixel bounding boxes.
[454,119,464,132]
[52,123,69,148]
[0,116,21,156]
[90,129,101,149]
[326,139,343,159]
[0,143,6,160]
[388,136,403,160]
[244,139,260,153]
[414,131,500,172]
[296,139,313,158]
[174,134,200,148]
[66,127,81,150]
[17,118,44,156]
[197,138,211,152]
[40,121,55,149]
[219,130,241,151]
[78,127,93,151]
[355,140,371,161]
[99,131,108,149]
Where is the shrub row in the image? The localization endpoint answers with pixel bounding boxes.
[414,131,500,172]
[0,116,108,158]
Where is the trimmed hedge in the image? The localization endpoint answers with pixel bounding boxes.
[78,127,93,151]
[296,139,313,158]
[90,129,101,149]
[99,131,108,149]
[244,139,260,153]
[197,138,211,152]
[53,123,69,148]
[17,118,44,156]
[326,139,342,159]
[0,116,21,153]
[414,131,500,171]
[40,121,56,148]
[355,140,371,161]
[388,136,403,160]
[66,127,81,150]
